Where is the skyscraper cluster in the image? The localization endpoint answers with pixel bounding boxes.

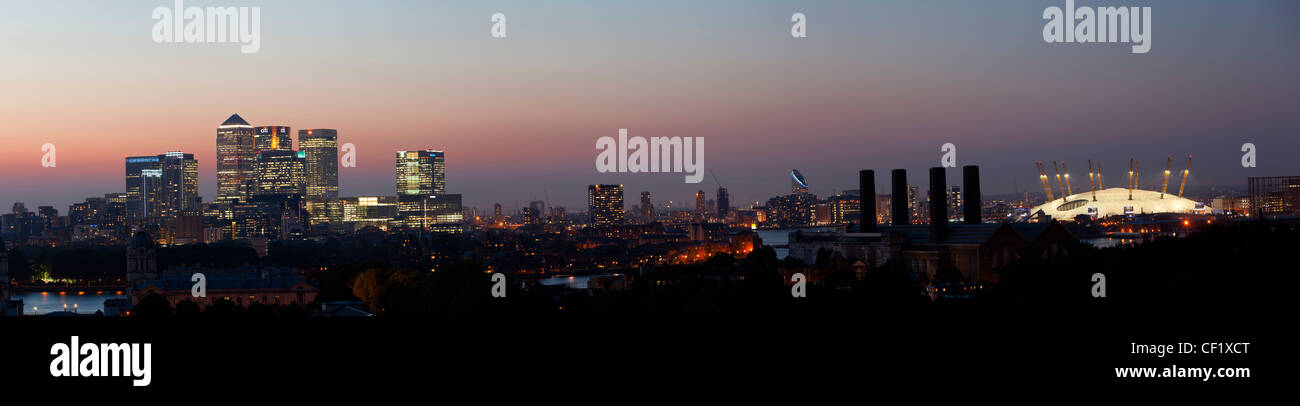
[125,152,198,223]
[123,151,199,244]
[214,114,342,240]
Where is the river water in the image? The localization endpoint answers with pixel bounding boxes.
[757,228,835,259]
[13,291,123,315]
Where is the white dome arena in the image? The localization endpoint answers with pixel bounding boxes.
[1030,188,1207,220]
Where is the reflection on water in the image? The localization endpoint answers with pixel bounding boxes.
[538,276,590,289]
[14,292,123,315]
[757,228,834,259]
[1083,237,1139,249]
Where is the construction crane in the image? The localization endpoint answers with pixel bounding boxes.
[1160,156,1172,199]
[1178,155,1192,198]
[1036,161,1054,202]
[1087,159,1097,201]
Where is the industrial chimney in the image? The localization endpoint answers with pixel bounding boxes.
[929,167,947,243]
[891,169,908,225]
[962,165,981,225]
[860,170,877,232]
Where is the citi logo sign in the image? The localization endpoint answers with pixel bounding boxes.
[1043,0,1151,54]
[49,336,153,387]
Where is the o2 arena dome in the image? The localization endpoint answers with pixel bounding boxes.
[1030,188,1206,220]
[1028,156,1208,220]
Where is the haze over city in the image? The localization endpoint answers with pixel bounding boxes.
[2,0,1297,212]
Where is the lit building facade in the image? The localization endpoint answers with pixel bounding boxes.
[300,129,340,226]
[947,186,963,222]
[342,196,399,230]
[1248,176,1300,217]
[397,194,464,232]
[254,125,293,152]
[300,129,339,198]
[125,155,161,221]
[695,190,707,221]
[395,150,445,196]
[125,152,198,224]
[395,150,451,229]
[588,184,625,227]
[254,150,307,197]
[216,114,256,203]
[828,192,861,225]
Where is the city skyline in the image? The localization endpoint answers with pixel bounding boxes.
[1,1,1282,394]
[3,0,1298,212]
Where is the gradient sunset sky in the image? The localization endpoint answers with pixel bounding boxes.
[2,0,1297,213]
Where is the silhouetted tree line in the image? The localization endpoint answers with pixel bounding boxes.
[68,220,1300,317]
[7,245,124,283]
[132,294,310,317]
[988,220,1290,312]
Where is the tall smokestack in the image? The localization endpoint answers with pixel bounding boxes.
[891,169,908,225]
[859,170,877,232]
[962,165,981,225]
[929,167,948,243]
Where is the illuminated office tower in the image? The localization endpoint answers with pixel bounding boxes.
[395,150,445,196]
[231,148,306,239]
[695,190,707,221]
[239,149,308,240]
[828,191,860,224]
[254,150,307,197]
[125,152,197,222]
[140,169,163,220]
[587,184,624,227]
[255,126,293,152]
[125,155,161,221]
[947,186,963,221]
[159,151,199,217]
[217,114,255,202]
[299,129,339,199]
[301,129,341,227]
[395,150,455,230]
